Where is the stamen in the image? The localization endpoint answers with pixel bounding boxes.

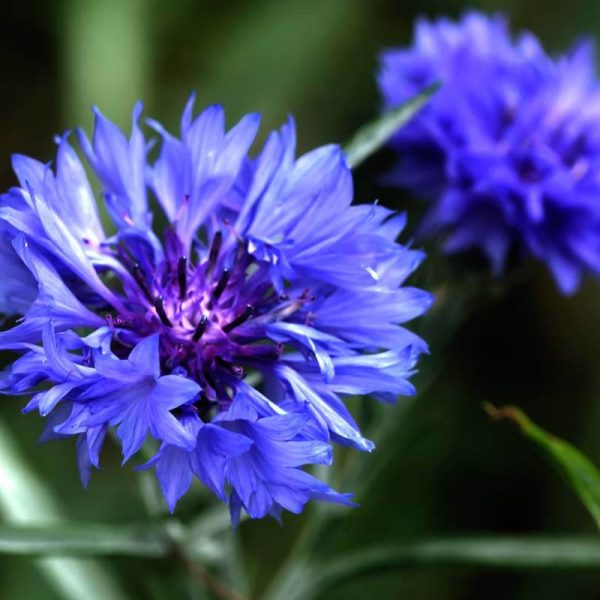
[178,256,188,300]
[132,263,154,302]
[235,238,246,260]
[192,314,209,342]
[223,304,254,333]
[208,231,223,266]
[202,367,219,397]
[236,342,283,361]
[154,295,173,327]
[212,268,230,302]
[215,357,244,378]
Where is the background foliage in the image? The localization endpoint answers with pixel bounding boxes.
[3,0,600,598]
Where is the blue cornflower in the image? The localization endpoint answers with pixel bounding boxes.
[0,96,432,522]
[379,11,600,294]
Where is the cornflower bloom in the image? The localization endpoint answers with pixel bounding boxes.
[380,12,600,293]
[0,97,431,522]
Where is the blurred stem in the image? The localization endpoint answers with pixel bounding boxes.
[170,541,248,600]
[107,428,165,519]
[166,520,249,600]
[186,508,251,598]
[222,533,250,598]
[139,470,167,519]
[338,274,484,496]
[264,273,503,600]
[262,504,332,600]
[105,431,244,598]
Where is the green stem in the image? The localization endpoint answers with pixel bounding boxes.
[170,541,248,600]
[335,276,481,496]
[261,506,328,600]
[264,278,501,600]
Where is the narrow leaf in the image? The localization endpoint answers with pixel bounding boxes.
[0,523,168,557]
[270,536,600,600]
[485,403,600,530]
[343,83,439,169]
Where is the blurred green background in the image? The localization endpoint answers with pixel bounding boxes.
[3,0,600,598]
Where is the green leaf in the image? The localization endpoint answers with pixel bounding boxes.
[296,536,600,600]
[343,84,439,169]
[0,420,127,600]
[3,528,599,599]
[188,0,370,129]
[485,403,600,530]
[62,0,151,130]
[0,523,168,558]
[0,519,228,563]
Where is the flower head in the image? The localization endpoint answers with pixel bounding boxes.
[0,96,431,522]
[379,11,600,293]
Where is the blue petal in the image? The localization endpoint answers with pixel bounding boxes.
[78,102,147,229]
[195,424,253,501]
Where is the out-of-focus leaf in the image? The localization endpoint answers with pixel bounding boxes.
[485,403,600,530]
[291,536,600,600]
[343,84,438,169]
[0,518,230,564]
[61,0,151,130]
[176,0,372,141]
[0,421,127,600]
[0,523,168,557]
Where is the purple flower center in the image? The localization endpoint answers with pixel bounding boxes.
[103,228,294,412]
